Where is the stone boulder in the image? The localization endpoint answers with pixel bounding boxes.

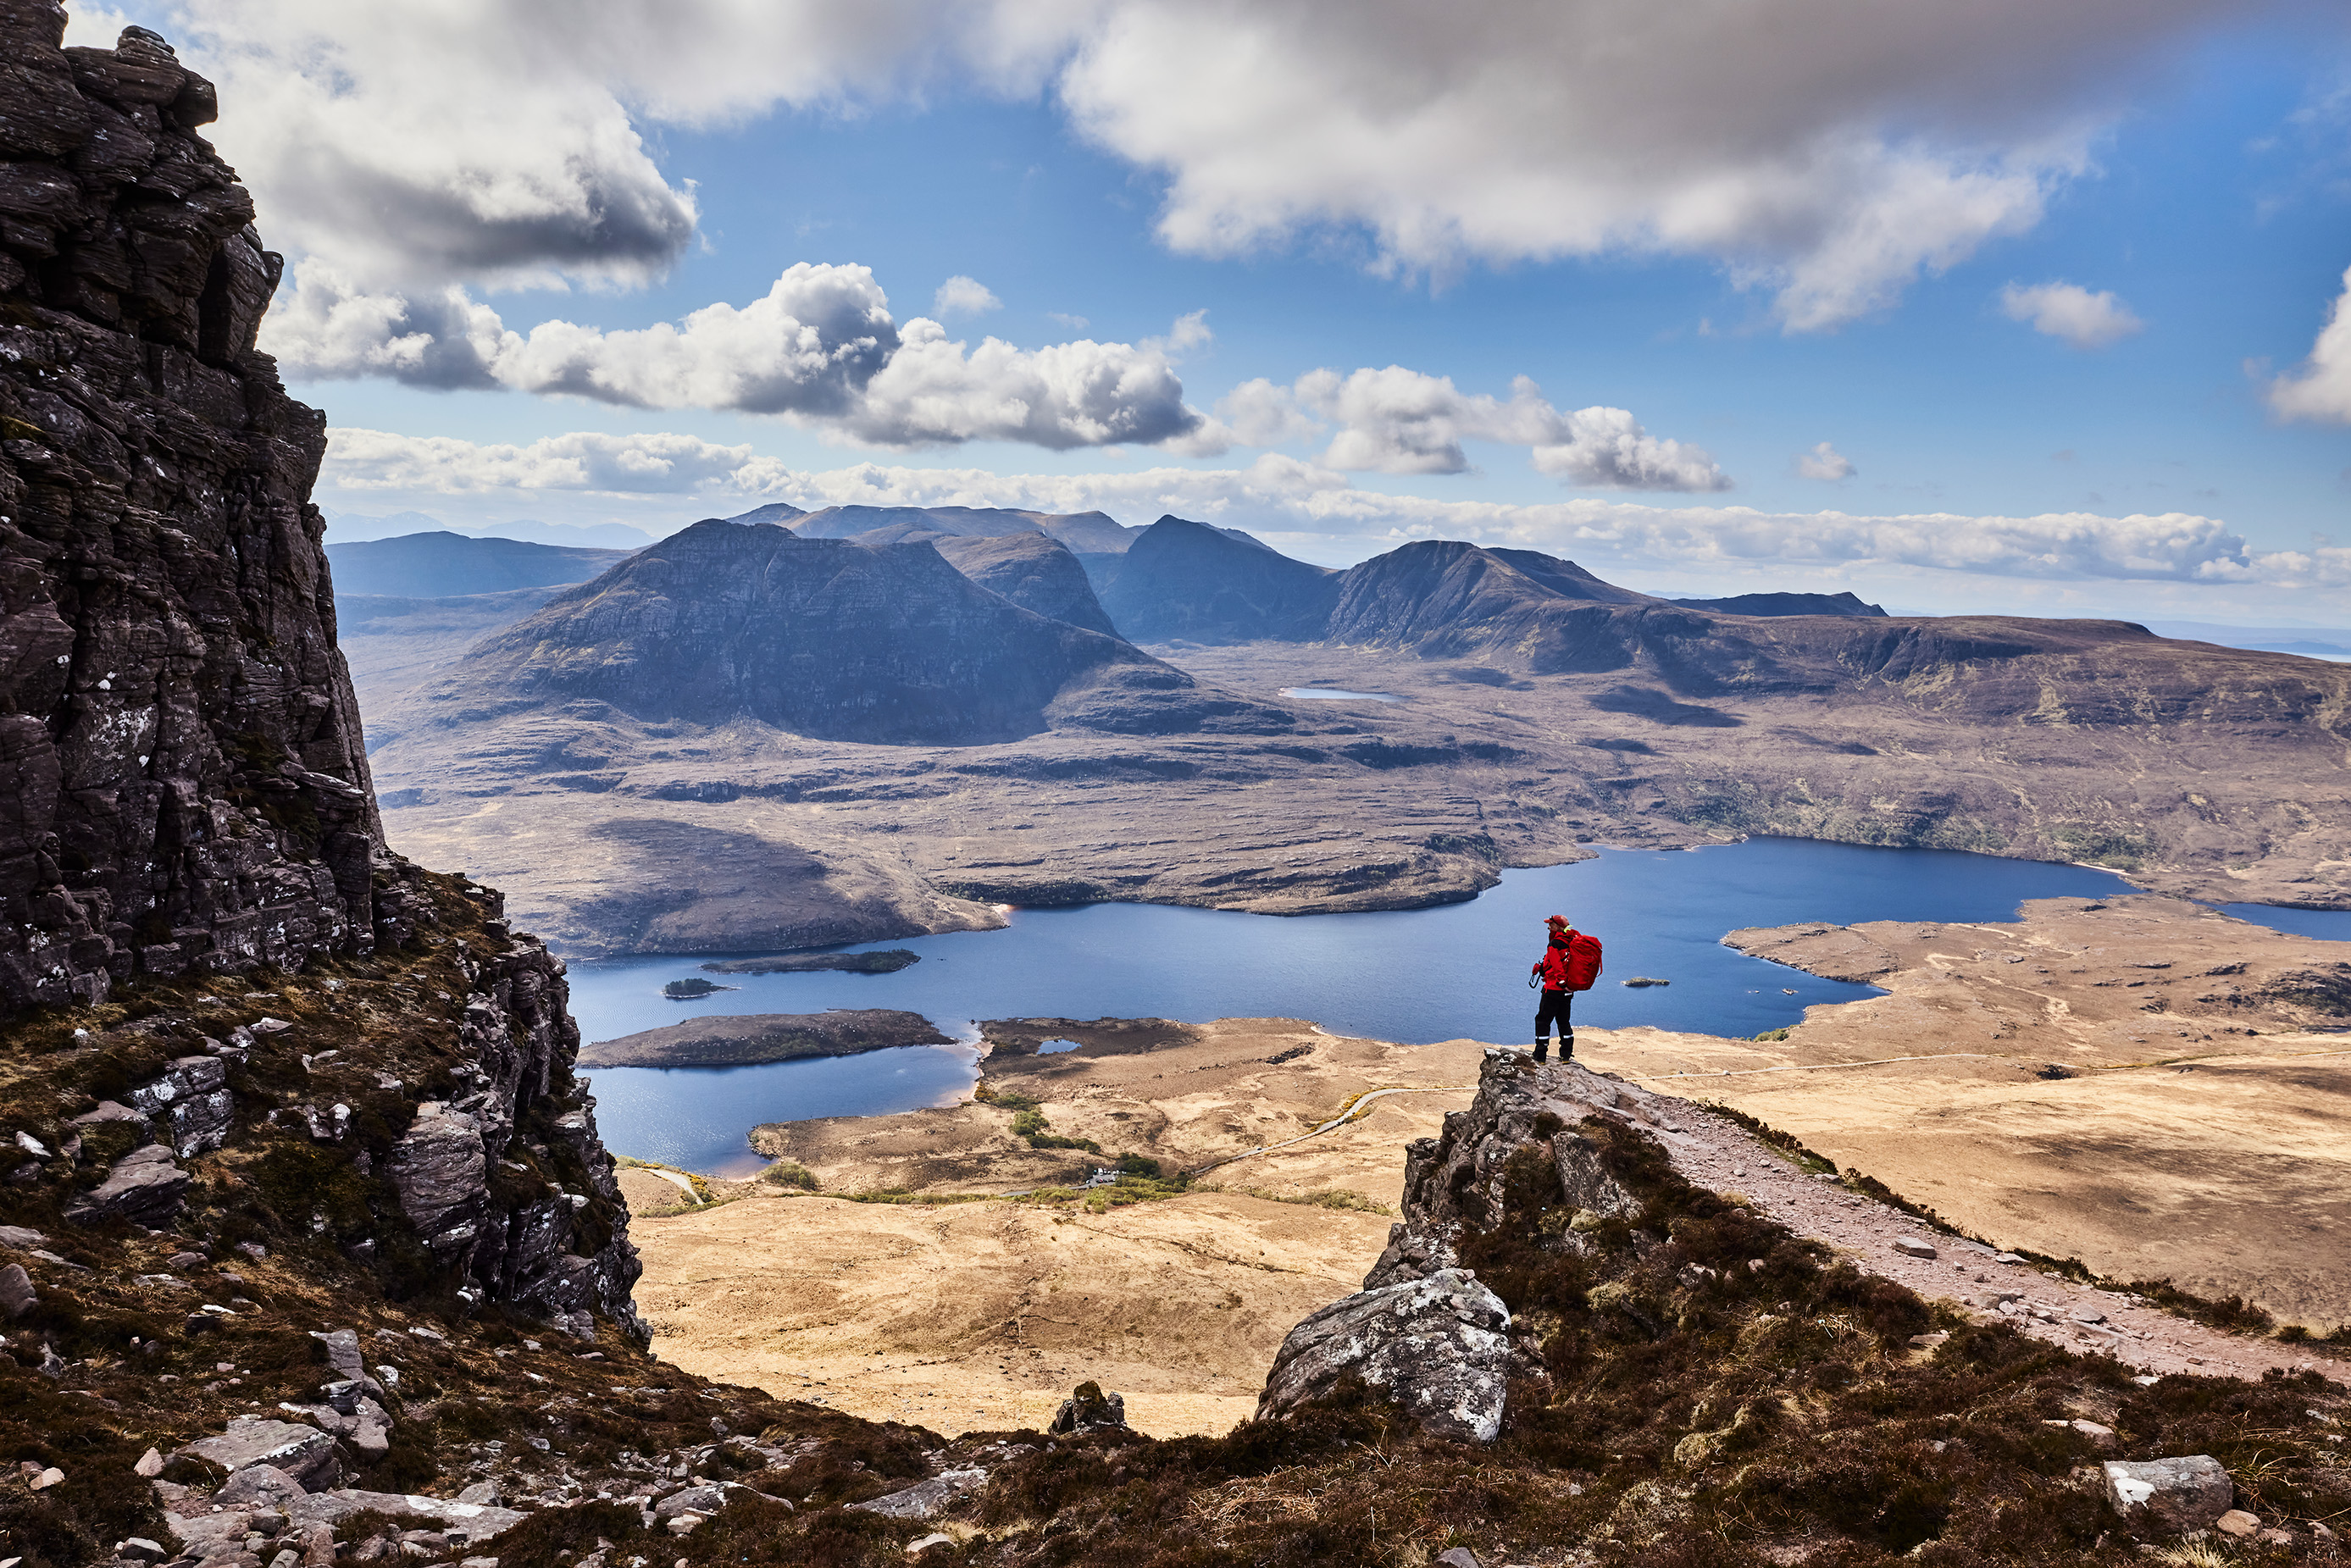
[285,1489,526,1544]
[212,1463,305,1510]
[851,1469,989,1521]
[2103,1456,2235,1538]
[177,1418,341,1493]
[653,1483,744,1521]
[1257,1267,1512,1443]
[0,1260,35,1318]
[1047,1381,1129,1436]
[65,1142,188,1226]
[128,1055,233,1156]
[308,1327,384,1398]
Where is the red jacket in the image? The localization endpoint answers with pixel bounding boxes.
[1535,931,1603,991]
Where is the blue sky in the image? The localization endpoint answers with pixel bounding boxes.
[75,1,2351,621]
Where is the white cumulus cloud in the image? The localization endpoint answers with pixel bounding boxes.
[323,434,2351,590]
[321,429,801,495]
[1796,441,1857,480]
[1054,0,2256,329]
[1999,281,2145,349]
[1528,406,1731,492]
[933,275,1003,317]
[1250,367,1729,490]
[263,262,1206,451]
[132,0,2286,324]
[2267,263,2351,423]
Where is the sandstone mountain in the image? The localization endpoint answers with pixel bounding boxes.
[324,530,635,598]
[1322,539,1665,665]
[1091,514,1342,643]
[373,531,2351,952]
[926,530,1122,636]
[378,518,1223,749]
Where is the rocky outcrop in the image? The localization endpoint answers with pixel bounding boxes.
[1363,1053,1649,1292]
[177,1417,344,1492]
[0,10,390,1008]
[1259,1051,1680,1441]
[1047,1381,1130,1436]
[0,8,650,1338]
[126,1054,232,1155]
[1256,1268,1512,1443]
[63,1140,186,1225]
[382,912,646,1341]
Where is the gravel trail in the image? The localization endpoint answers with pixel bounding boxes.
[1524,1054,2342,1384]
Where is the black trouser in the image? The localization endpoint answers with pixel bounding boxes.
[1535,989,1573,1061]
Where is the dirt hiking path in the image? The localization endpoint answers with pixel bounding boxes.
[1528,1052,2343,1384]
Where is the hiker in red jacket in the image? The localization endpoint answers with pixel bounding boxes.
[1531,914,1602,1062]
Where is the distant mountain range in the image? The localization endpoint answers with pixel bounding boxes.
[421,518,1274,747]
[2145,620,2351,661]
[327,531,639,597]
[351,503,2351,956]
[323,510,663,550]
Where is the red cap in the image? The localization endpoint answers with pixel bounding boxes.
[1545,915,1571,929]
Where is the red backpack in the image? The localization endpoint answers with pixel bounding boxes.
[1539,932,1604,990]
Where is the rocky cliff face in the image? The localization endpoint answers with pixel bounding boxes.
[0,7,644,1345]
[0,7,384,1010]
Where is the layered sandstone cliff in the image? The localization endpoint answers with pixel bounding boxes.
[0,8,644,1345]
[0,6,380,1009]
